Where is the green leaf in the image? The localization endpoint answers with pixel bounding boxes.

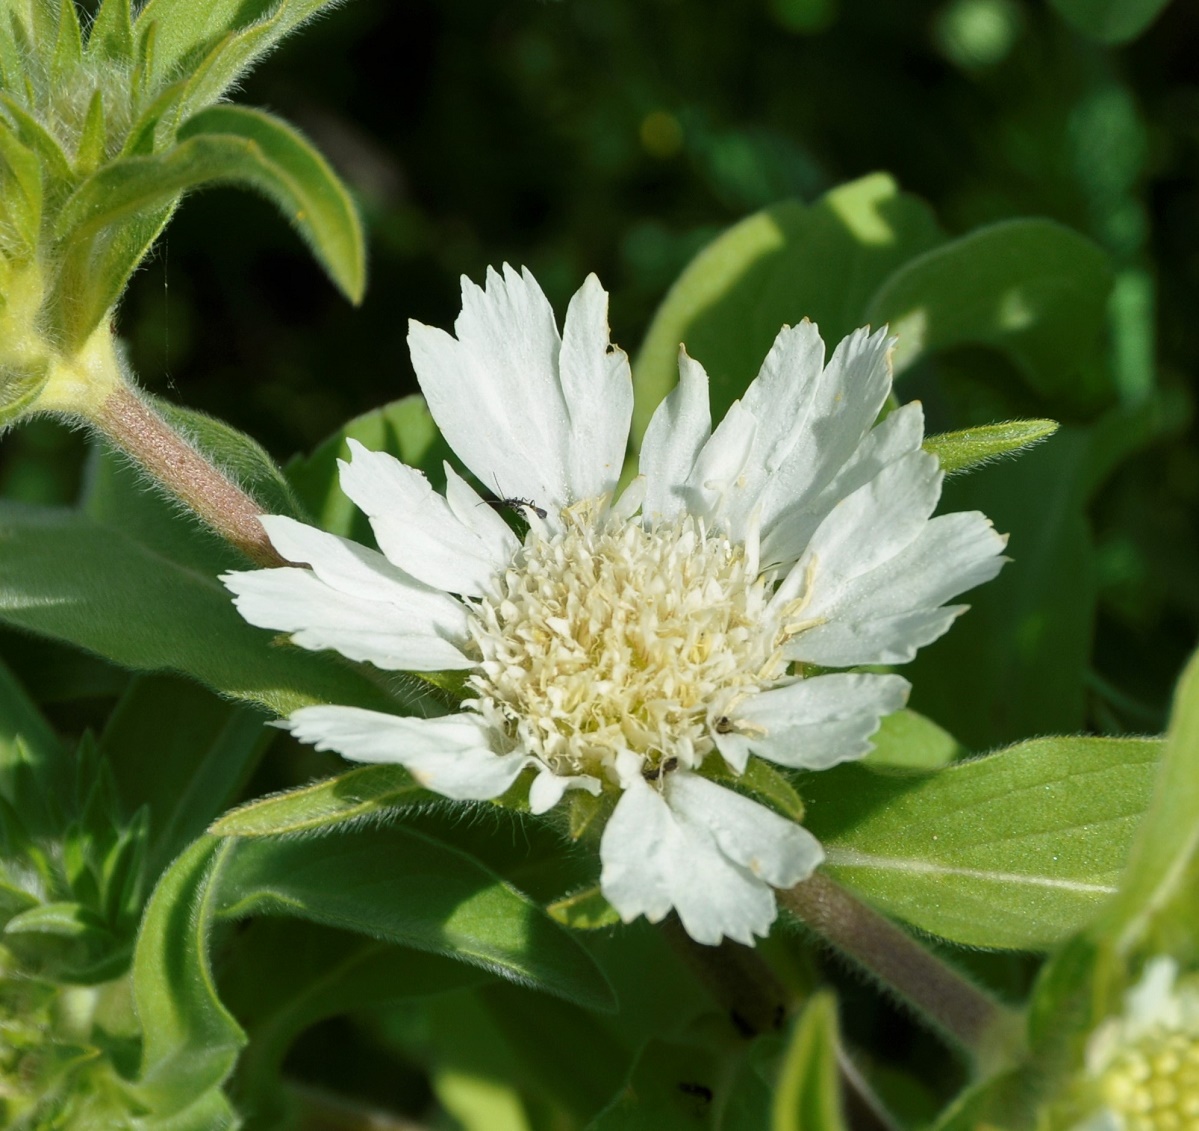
[176,105,364,301]
[0,93,73,183]
[50,0,82,81]
[547,886,622,931]
[587,1037,741,1130]
[130,836,245,1117]
[631,173,945,439]
[87,0,135,61]
[4,899,109,940]
[99,674,271,877]
[801,736,1162,949]
[287,395,452,539]
[56,105,364,305]
[214,824,617,1014]
[929,1068,1039,1131]
[924,419,1060,476]
[0,501,399,717]
[210,763,429,838]
[0,118,44,249]
[1096,647,1199,953]
[134,0,342,92]
[55,203,174,348]
[772,993,847,1131]
[222,920,486,1121]
[1050,0,1173,43]
[865,219,1114,413]
[861,709,961,772]
[906,428,1098,747]
[0,655,67,834]
[73,87,106,175]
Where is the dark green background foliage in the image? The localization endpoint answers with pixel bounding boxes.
[2,0,1198,1126]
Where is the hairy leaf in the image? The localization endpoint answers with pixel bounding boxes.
[801,736,1162,948]
[924,419,1060,476]
[211,763,429,838]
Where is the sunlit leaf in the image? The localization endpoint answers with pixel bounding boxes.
[87,0,134,62]
[1095,647,1199,954]
[130,837,245,1118]
[772,993,847,1131]
[801,736,1162,948]
[862,709,961,772]
[865,219,1114,412]
[632,173,945,437]
[211,763,429,838]
[134,0,343,92]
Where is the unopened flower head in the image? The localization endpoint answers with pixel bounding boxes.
[1069,958,1199,1131]
[224,266,1007,946]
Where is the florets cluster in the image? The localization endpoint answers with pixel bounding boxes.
[467,501,792,782]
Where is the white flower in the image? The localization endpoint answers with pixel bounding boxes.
[1071,958,1199,1131]
[223,265,1007,946]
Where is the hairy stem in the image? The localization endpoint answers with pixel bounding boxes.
[94,382,285,567]
[779,871,1012,1057]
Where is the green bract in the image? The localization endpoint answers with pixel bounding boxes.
[0,0,362,427]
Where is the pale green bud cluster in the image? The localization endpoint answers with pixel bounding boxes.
[1047,959,1199,1131]
[1099,1027,1199,1131]
[0,964,140,1131]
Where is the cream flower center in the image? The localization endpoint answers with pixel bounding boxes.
[465,499,792,782]
[1100,1028,1199,1131]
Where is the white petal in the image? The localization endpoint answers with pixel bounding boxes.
[781,449,943,603]
[222,567,472,671]
[559,273,633,500]
[408,265,571,508]
[599,775,675,927]
[600,771,822,947]
[1125,957,1181,1035]
[665,773,823,890]
[760,401,926,570]
[256,515,466,636]
[338,440,511,597]
[441,462,522,565]
[639,347,712,524]
[528,767,601,815]
[717,321,826,540]
[755,326,894,532]
[286,706,531,800]
[723,674,909,770]
[683,400,757,527]
[788,607,966,668]
[786,511,1007,666]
